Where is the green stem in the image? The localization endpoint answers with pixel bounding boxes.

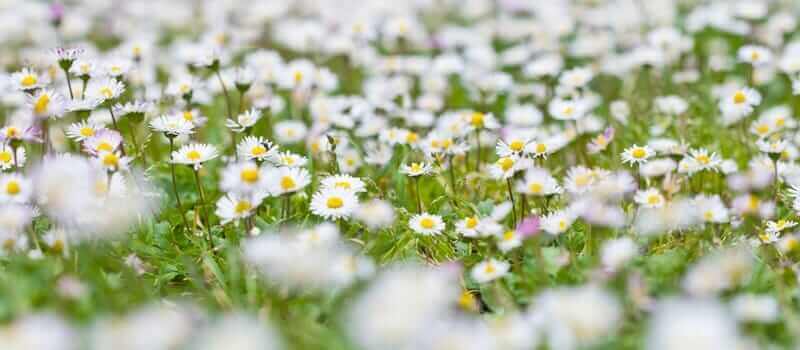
[169,138,190,232]
[193,168,214,250]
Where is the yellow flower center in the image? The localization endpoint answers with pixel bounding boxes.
[293,71,303,84]
[186,150,202,161]
[282,156,295,165]
[695,154,710,165]
[5,127,18,138]
[250,145,266,156]
[410,163,423,174]
[182,111,193,121]
[647,194,661,205]
[405,132,418,143]
[733,91,747,104]
[529,182,543,194]
[100,87,114,99]
[466,217,478,229]
[509,140,524,152]
[234,200,252,214]
[102,153,119,167]
[703,211,714,221]
[80,127,95,137]
[484,263,496,274]
[420,217,435,229]
[240,168,259,183]
[97,142,113,152]
[575,174,590,186]
[498,157,514,171]
[558,220,567,230]
[326,196,344,209]
[470,112,484,127]
[631,148,646,159]
[5,181,20,195]
[334,181,351,189]
[755,123,770,135]
[535,143,547,154]
[21,74,37,87]
[33,94,50,114]
[280,176,296,190]
[751,51,760,61]
[0,151,11,163]
[563,106,574,116]
[503,231,515,241]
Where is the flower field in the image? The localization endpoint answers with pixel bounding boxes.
[3,0,800,349]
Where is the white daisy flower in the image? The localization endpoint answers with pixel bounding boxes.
[220,161,268,194]
[320,174,366,193]
[237,136,278,163]
[10,68,47,91]
[408,213,445,235]
[215,192,262,224]
[720,87,761,119]
[149,115,195,137]
[0,174,32,204]
[471,259,510,283]
[171,143,218,168]
[310,188,359,220]
[542,210,576,235]
[0,145,25,170]
[274,151,308,168]
[621,144,655,165]
[266,166,311,195]
[695,195,729,223]
[353,199,396,230]
[66,121,103,142]
[83,129,123,155]
[93,151,131,172]
[400,162,433,177]
[273,120,308,144]
[497,230,522,252]
[489,156,524,180]
[634,188,666,208]
[226,108,262,132]
[517,168,562,196]
[28,89,67,119]
[86,76,126,102]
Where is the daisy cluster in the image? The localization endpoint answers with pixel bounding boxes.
[3,0,800,349]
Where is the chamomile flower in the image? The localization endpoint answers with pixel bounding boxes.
[220,161,268,194]
[408,213,445,235]
[737,45,772,67]
[66,121,103,142]
[0,174,32,204]
[564,166,606,194]
[93,151,130,172]
[681,149,722,173]
[0,145,25,170]
[695,195,729,223]
[310,188,359,220]
[273,120,308,144]
[621,144,655,165]
[634,188,666,208]
[320,175,366,193]
[465,111,500,130]
[496,230,522,252]
[273,151,308,168]
[237,136,278,163]
[86,76,126,102]
[471,259,509,283]
[496,137,529,157]
[149,115,194,137]
[83,129,123,155]
[28,89,66,119]
[587,127,615,154]
[549,98,587,120]
[455,216,482,238]
[542,210,576,235]
[400,162,433,177]
[171,143,218,168]
[215,193,261,224]
[178,108,208,127]
[720,87,761,119]
[517,168,562,196]
[353,199,396,229]
[226,108,262,132]
[266,166,311,195]
[11,68,47,91]
[489,156,523,180]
